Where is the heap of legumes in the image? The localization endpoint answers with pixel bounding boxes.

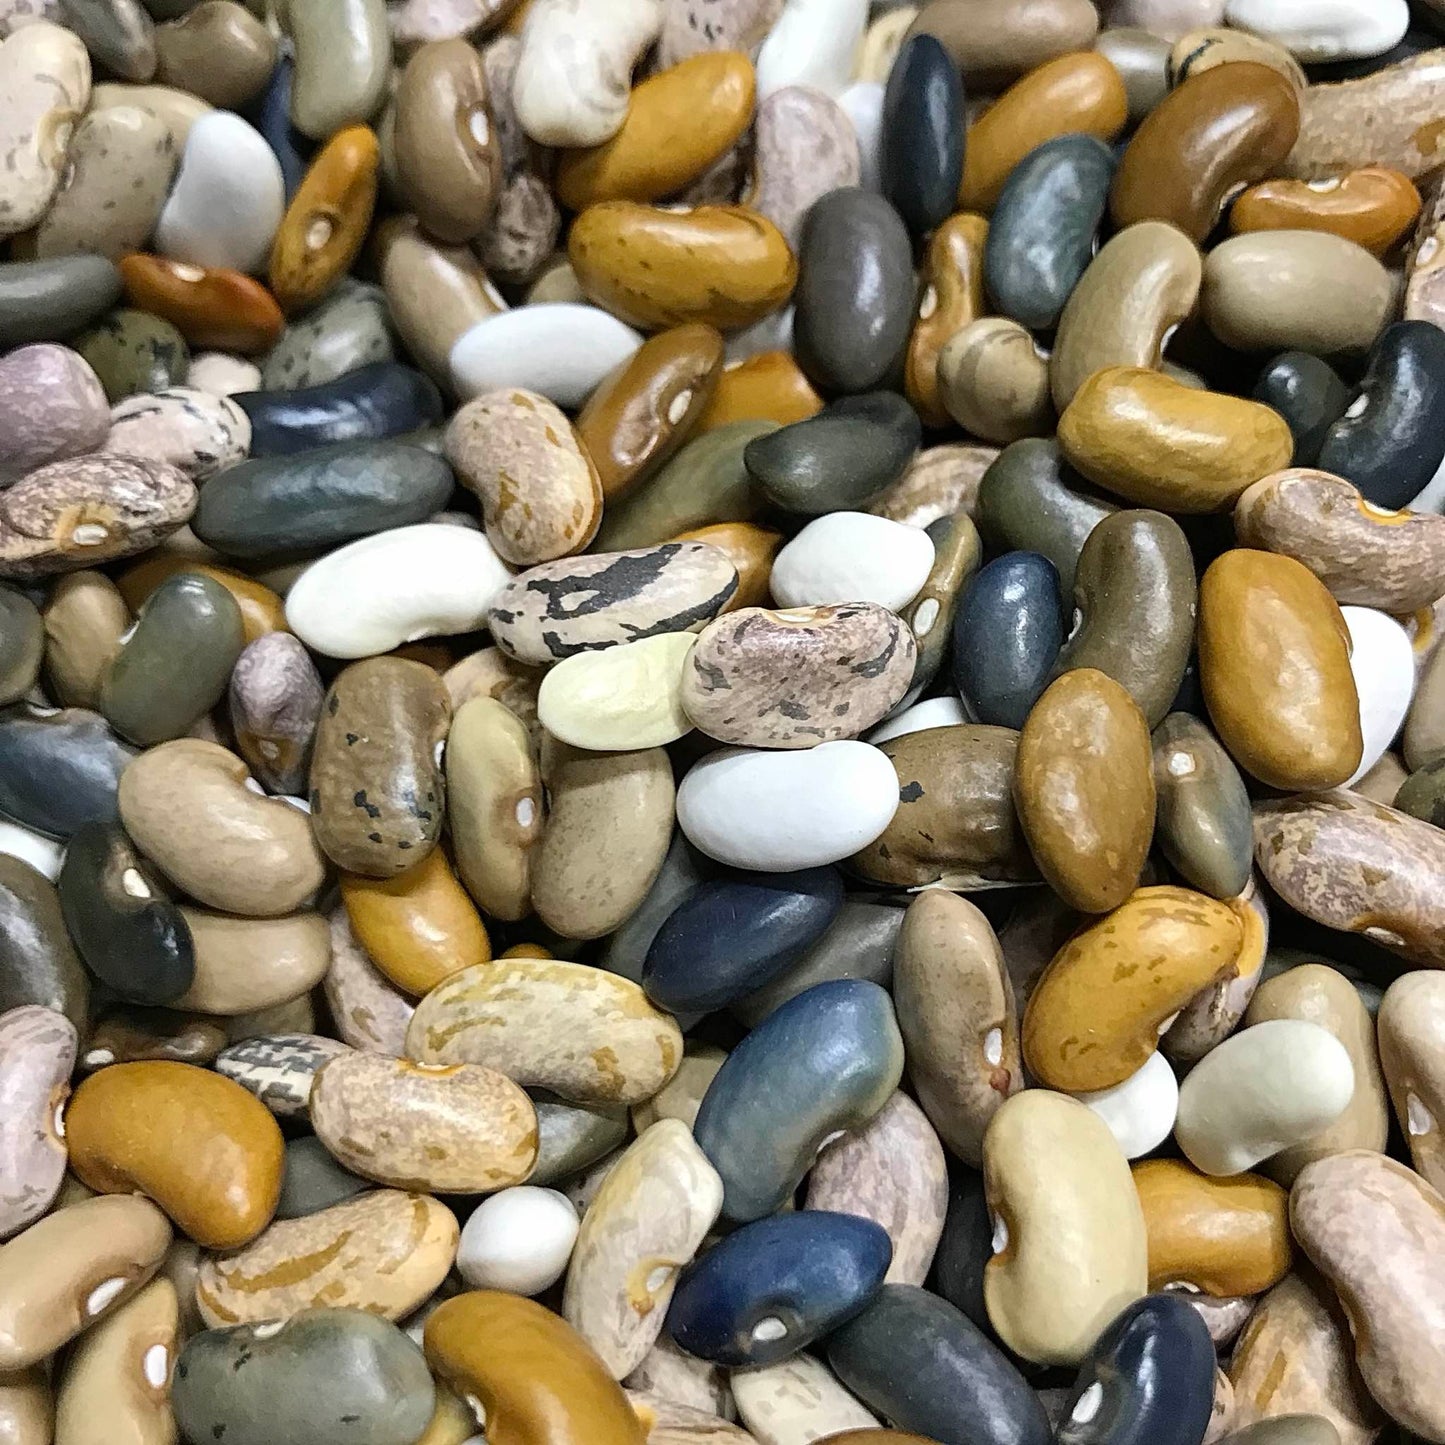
[1,1,1443,1443]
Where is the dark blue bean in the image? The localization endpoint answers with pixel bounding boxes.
[643,866,844,1015]
[667,1211,890,1367]
[1251,352,1350,469]
[951,553,1064,729]
[0,706,135,840]
[883,36,965,238]
[236,362,444,456]
[1056,1293,1215,1445]
[828,1284,1052,1445]
[245,53,314,201]
[195,441,455,558]
[693,978,903,1222]
[1316,321,1445,510]
[985,135,1116,332]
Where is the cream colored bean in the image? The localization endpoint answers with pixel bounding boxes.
[1175,1020,1356,1176]
[982,1090,1147,1367]
[563,1120,723,1379]
[537,633,695,751]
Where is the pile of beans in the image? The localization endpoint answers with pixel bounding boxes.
[3,0,1445,1443]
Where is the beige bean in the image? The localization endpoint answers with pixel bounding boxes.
[563,1119,723,1378]
[28,104,174,260]
[1242,964,1387,1186]
[195,1190,458,1327]
[730,1353,879,1443]
[631,1042,726,1135]
[89,83,209,150]
[1168,26,1307,90]
[1377,971,1445,1194]
[310,1053,537,1194]
[375,215,507,386]
[804,1091,948,1287]
[623,1339,732,1422]
[0,23,90,239]
[444,646,542,738]
[446,696,541,923]
[42,571,130,710]
[322,906,415,1055]
[530,738,675,940]
[53,1277,176,1445]
[938,317,1054,445]
[175,909,330,1016]
[0,1195,171,1371]
[0,1367,50,1445]
[626,1393,752,1444]
[982,1089,1148,1366]
[1291,1152,1445,1442]
[1200,232,1394,355]
[446,388,603,565]
[1228,1271,1382,1445]
[393,38,501,245]
[892,891,1021,1168]
[406,956,682,1106]
[117,740,325,918]
[1051,220,1202,411]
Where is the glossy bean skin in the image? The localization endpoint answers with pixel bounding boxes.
[235,363,444,457]
[1110,63,1301,243]
[882,36,965,238]
[666,1211,891,1367]
[692,980,904,1223]
[1252,353,1350,469]
[951,554,1064,730]
[1056,1294,1217,1445]
[985,134,1116,333]
[1315,321,1445,509]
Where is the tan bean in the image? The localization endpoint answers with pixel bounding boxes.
[53,1277,177,1445]
[1377,972,1445,1193]
[1228,1272,1382,1445]
[1291,1153,1445,1442]
[0,1195,171,1371]
[195,1190,458,1327]
[406,957,682,1106]
[175,909,330,1017]
[892,892,1020,1168]
[530,738,674,940]
[563,1119,723,1378]
[446,388,602,565]
[983,1089,1147,1366]
[310,1053,537,1194]
[117,740,324,918]
[1050,221,1202,411]
[1242,964,1388,1186]
[1235,468,1445,614]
